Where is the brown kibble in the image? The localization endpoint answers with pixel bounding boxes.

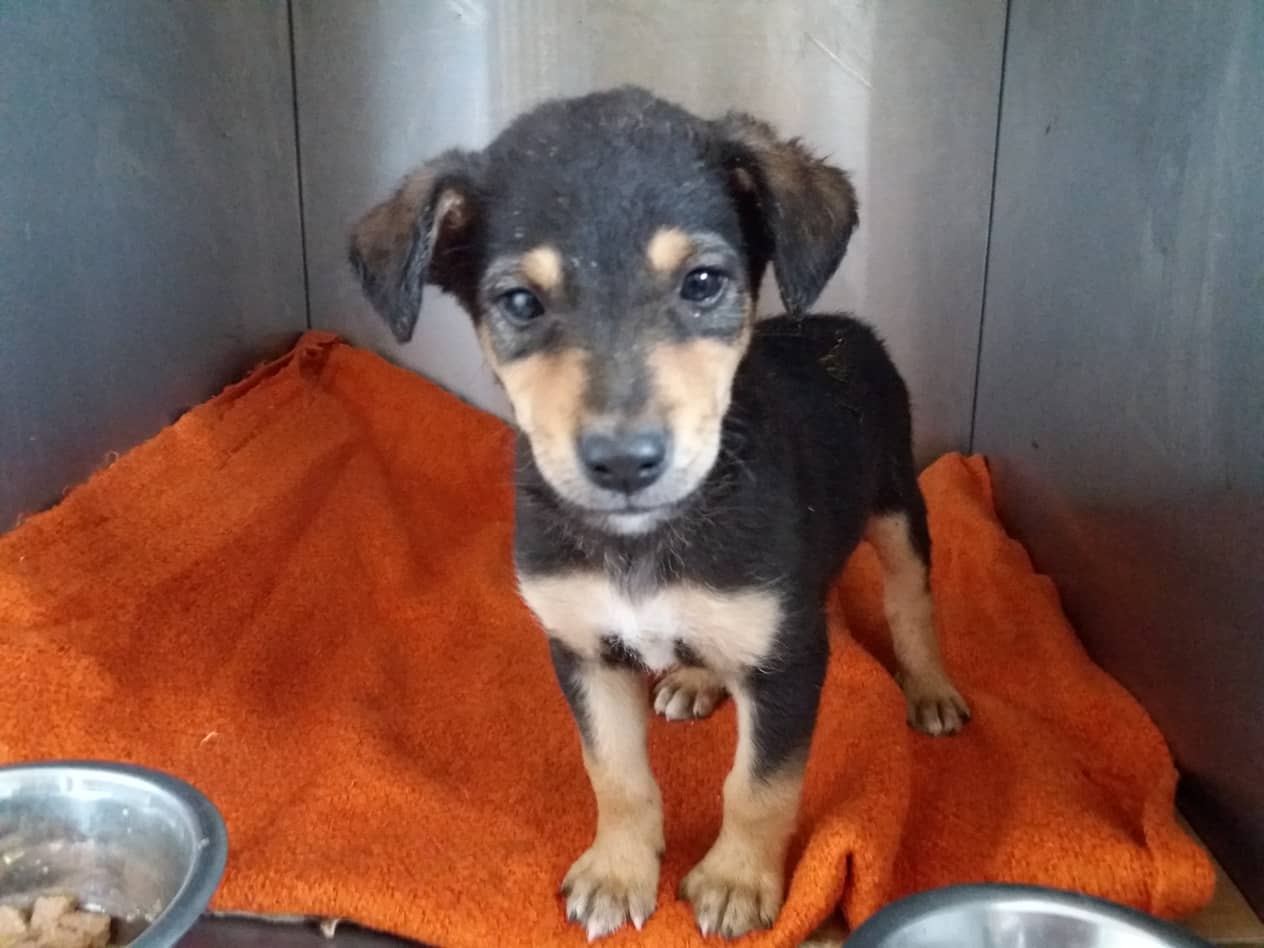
[28,897,76,933]
[54,913,111,948]
[0,901,115,948]
[0,904,30,937]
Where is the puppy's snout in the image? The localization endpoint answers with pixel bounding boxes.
[578,429,670,494]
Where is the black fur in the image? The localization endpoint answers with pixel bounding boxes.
[348,149,485,342]
[600,634,647,671]
[747,614,830,778]
[673,641,705,668]
[548,637,590,746]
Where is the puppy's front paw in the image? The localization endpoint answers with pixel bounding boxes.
[680,845,783,938]
[653,666,726,721]
[562,840,660,940]
[901,671,971,735]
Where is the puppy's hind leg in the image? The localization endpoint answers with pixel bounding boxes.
[866,491,970,735]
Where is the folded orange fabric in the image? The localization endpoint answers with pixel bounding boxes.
[0,333,1213,946]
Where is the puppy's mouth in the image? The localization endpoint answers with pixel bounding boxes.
[555,488,694,536]
[584,502,681,536]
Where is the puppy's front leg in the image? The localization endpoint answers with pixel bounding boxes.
[550,640,663,940]
[681,637,827,938]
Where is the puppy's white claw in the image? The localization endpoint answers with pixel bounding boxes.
[585,917,611,942]
[665,688,694,720]
[630,892,653,932]
[653,685,677,716]
[563,840,660,941]
[566,889,591,924]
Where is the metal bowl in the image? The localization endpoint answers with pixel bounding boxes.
[0,761,227,946]
[847,884,1211,948]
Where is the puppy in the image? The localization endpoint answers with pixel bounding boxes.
[350,87,969,941]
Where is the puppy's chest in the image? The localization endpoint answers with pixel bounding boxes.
[518,570,781,674]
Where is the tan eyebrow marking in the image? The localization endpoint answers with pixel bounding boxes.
[646,227,693,274]
[520,244,564,292]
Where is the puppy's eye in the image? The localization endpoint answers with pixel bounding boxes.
[680,267,728,305]
[498,288,544,326]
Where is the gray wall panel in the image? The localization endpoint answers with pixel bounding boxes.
[974,0,1264,906]
[0,1,306,530]
[295,0,1005,461]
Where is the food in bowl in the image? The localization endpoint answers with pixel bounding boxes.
[0,895,116,948]
[0,762,228,948]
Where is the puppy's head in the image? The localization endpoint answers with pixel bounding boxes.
[350,87,857,534]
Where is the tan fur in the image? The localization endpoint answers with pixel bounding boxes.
[520,244,564,293]
[481,335,589,494]
[647,331,750,488]
[866,513,938,672]
[518,571,781,674]
[866,513,970,735]
[680,681,804,937]
[562,664,663,938]
[646,227,693,274]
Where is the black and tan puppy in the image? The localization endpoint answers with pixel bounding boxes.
[350,87,969,940]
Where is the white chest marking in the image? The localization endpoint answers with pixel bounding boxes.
[518,571,782,674]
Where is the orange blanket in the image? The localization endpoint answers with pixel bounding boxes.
[0,333,1212,946]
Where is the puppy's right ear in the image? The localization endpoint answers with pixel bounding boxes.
[348,150,484,343]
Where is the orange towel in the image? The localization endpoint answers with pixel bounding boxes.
[0,332,1213,946]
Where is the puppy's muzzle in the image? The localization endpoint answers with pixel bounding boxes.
[577,428,671,494]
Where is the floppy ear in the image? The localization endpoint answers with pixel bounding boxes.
[712,112,858,314]
[348,150,484,343]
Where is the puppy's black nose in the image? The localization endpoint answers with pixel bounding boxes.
[578,430,669,493]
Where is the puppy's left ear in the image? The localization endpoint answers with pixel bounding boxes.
[712,112,858,314]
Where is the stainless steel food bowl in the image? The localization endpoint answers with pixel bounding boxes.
[847,884,1211,948]
[0,761,227,946]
